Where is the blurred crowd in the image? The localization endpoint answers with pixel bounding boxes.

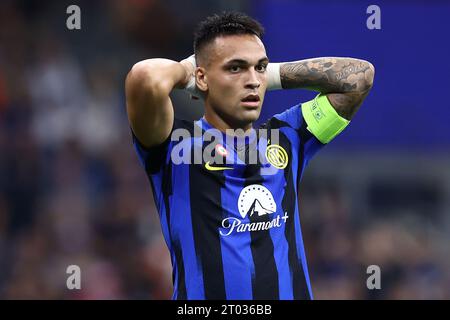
[299,167,450,299]
[0,0,449,299]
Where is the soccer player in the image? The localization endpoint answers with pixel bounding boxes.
[125,12,374,300]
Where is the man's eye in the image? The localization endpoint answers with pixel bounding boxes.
[230,66,241,72]
[256,64,267,72]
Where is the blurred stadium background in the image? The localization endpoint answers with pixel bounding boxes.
[1,0,449,299]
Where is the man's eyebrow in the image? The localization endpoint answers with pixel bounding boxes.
[224,57,270,65]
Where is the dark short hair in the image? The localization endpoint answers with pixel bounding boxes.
[193,12,264,61]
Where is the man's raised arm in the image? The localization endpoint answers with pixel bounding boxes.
[276,57,375,120]
[125,58,194,148]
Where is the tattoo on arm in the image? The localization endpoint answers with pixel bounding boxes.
[280,58,375,119]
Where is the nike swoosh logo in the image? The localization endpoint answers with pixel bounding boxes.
[204,161,233,171]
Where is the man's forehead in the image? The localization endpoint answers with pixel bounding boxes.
[209,34,266,64]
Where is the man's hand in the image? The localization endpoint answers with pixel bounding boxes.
[178,55,196,89]
[179,55,204,100]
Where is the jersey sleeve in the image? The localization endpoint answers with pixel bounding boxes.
[272,93,350,161]
[131,119,176,175]
[272,101,322,161]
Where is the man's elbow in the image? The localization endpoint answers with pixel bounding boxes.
[127,62,159,93]
[362,61,375,92]
[126,63,174,110]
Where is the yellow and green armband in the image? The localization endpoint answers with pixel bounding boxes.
[301,93,350,144]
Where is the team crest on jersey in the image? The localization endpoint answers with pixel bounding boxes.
[265,144,288,169]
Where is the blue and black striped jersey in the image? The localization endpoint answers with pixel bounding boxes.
[132,100,326,300]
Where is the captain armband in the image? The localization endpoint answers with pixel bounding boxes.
[301,93,350,144]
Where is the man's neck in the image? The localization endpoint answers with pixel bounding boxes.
[204,111,253,136]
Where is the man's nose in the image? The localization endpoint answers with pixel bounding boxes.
[245,69,261,89]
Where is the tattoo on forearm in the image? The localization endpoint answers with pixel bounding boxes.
[326,91,369,119]
[280,57,375,119]
[335,63,369,81]
[280,58,373,92]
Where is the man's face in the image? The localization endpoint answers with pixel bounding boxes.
[197,34,268,130]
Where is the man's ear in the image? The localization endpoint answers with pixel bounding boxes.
[196,67,208,92]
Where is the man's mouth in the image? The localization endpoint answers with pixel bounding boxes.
[241,94,260,108]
